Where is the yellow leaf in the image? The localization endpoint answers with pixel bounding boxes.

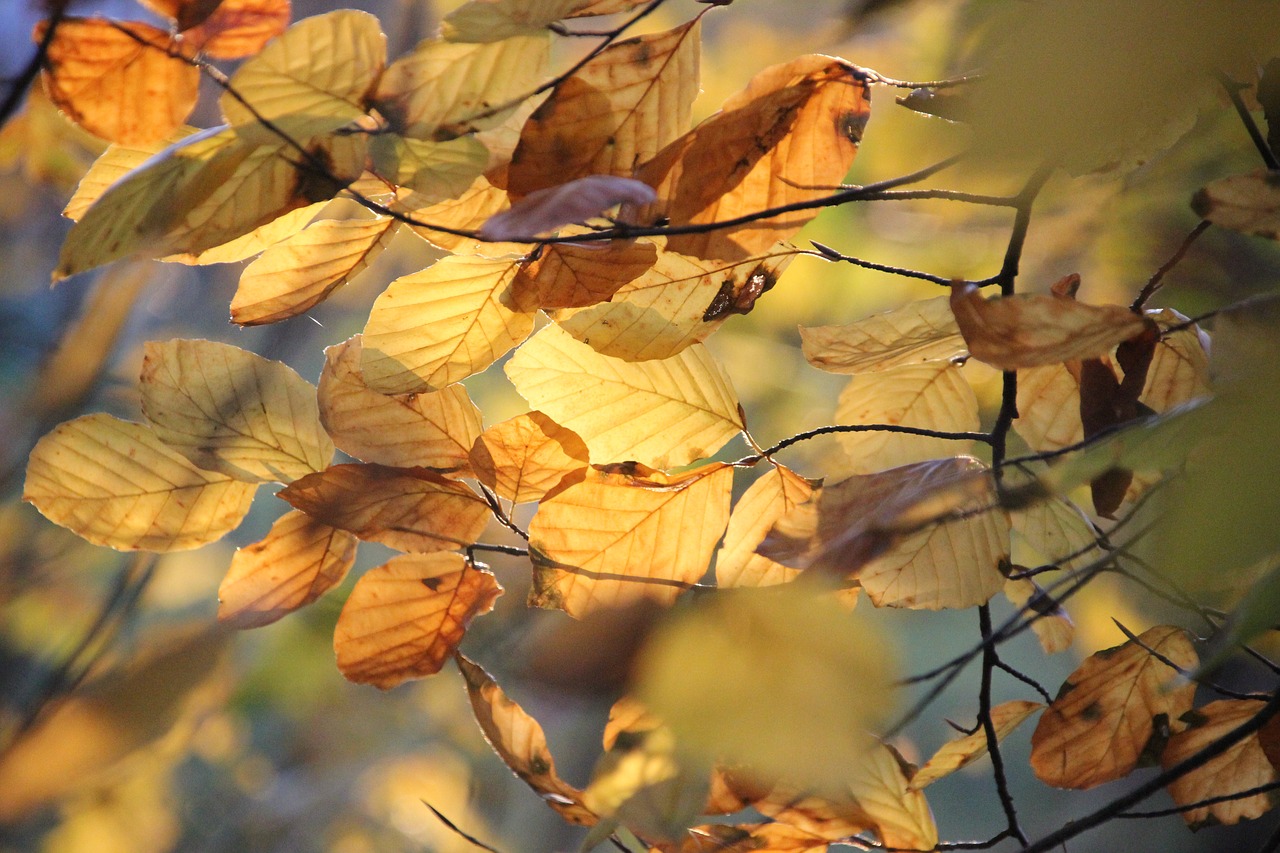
[519,238,658,309]
[1003,578,1075,655]
[1030,625,1198,789]
[479,174,655,240]
[361,255,536,393]
[1163,699,1278,828]
[165,201,327,265]
[278,463,490,552]
[1011,494,1097,571]
[232,215,400,325]
[832,361,980,473]
[528,462,732,616]
[625,56,870,261]
[219,10,385,126]
[908,700,1044,790]
[662,823,832,853]
[23,414,257,551]
[37,18,199,145]
[334,553,502,689]
[1014,363,1084,452]
[63,126,198,222]
[456,653,598,825]
[217,509,356,628]
[369,134,491,207]
[469,411,590,503]
[443,0,588,42]
[716,464,826,593]
[571,0,645,14]
[140,339,334,483]
[1141,308,1212,413]
[403,171,518,256]
[1194,169,1280,240]
[185,0,291,60]
[507,19,700,198]
[319,336,483,471]
[506,323,744,468]
[799,295,965,374]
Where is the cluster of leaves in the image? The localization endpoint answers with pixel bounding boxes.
[15,0,1280,850]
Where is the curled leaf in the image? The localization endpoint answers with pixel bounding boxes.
[479,175,656,240]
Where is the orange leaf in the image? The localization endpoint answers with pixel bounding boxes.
[278,463,490,553]
[469,411,591,504]
[334,553,501,689]
[518,239,659,309]
[654,822,830,853]
[185,0,291,60]
[1030,625,1197,789]
[1162,699,1278,828]
[135,0,224,31]
[908,700,1044,790]
[1003,577,1075,655]
[217,509,356,628]
[37,19,199,145]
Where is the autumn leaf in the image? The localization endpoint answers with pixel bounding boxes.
[655,823,831,853]
[184,0,291,60]
[1161,699,1278,828]
[527,462,732,616]
[139,339,333,483]
[506,323,744,468]
[334,553,501,689]
[278,463,490,552]
[23,414,257,551]
[1193,168,1280,240]
[1030,625,1198,789]
[1003,578,1075,655]
[799,295,965,375]
[479,175,656,240]
[519,238,659,309]
[318,337,483,471]
[135,0,225,31]
[1140,308,1212,413]
[443,0,588,42]
[469,411,591,503]
[62,127,198,222]
[1011,493,1098,572]
[217,509,356,628]
[716,464,821,593]
[402,171,520,256]
[909,701,1044,790]
[369,134,490,208]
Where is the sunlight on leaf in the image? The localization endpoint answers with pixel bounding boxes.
[403,171,520,256]
[62,126,198,222]
[800,295,965,375]
[519,238,658,309]
[444,0,588,42]
[468,411,590,504]
[716,464,826,594]
[909,701,1044,790]
[185,0,291,60]
[369,134,490,208]
[1162,699,1278,829]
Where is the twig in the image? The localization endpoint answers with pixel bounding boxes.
[421,800,502,853]
[0,0,69,132]
[1111,619,1269,702]
[978,604,1029,844]
[1216,71,1280,170]
[738,423,993,465]
[807,242,999,288]
[1115,779,1280,818]
[1130,220,1212,311]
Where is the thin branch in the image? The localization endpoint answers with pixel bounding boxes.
[739,423,993,465]
[0,0,69,131]
[978,604,1029,844]
[477,482,530,541]
[467,543,530,558]
[421,801,502,853]
[807,242,999,288]
[1111,619,1268,702]
[1216,71,1280,170]
[1115,779,1280,818]
[1130,220,1212,311]
[994,659,1053,704]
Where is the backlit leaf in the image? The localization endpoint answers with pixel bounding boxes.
[1030,625,1198,789]
[1014,363,1084,452]
[166,201,327,265]
[334,553,502,689]
[1193,169,1280,240]
[23,414,257,551]
[908,701,1044,790]
[1141,308,1212,413]
[136,0,224,31]
[716,464,819,593]
[369,134,490,207]
[1162,699,1278,828]
[63,126,198,222]
[443,0,588,42]
[278,463,490,552]
[217,509,356,628]
[527,462,732,616]
[1003,578,1075,655]
[506,323,744,468]
[468,411,591,503]
[800,295,965,375]
[140,339,334,483]
[403,171,522,256]
[361,255,536,394]
[519,238,658,309]
[319,337,483,471]
[479,175,656,240]
[570,0,646,14]
[185,0,291,60]
[1011,494,1098,571]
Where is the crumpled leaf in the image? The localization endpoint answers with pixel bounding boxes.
[334,553,502,689]
[468,411,591,503]
[479,175,656,240]
[799,295,965,375]
[1162,699,1278,829]
[908,700,1044,790]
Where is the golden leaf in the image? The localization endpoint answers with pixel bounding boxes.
[369,134,490,207]
[507,19,700,198]
[165,201,327,265]
[217,509,356,628]
[908,700,1045,790]
[443,0,589,42]
[469,411,591,503]
[140,339,334,483]
[832,361,979,473]
[1011,494,1097,571]
[1014,363,1084,452]
[334,553,502,689]
[185,0,291,60]
[1141,308,1212,413]
[37,18,199,145]
[1030,625,1198,789]
[479,175,656,240]
[506,323,744,468]
[278,463,490,552]
[135,0,225,31]
[716,464,823,593]
[528,462,732,616]
[319,336,483,471]
[571,0,646,14]
[1162,699,1278,828]
[23,414,257,551]
[403,171,518,256]
[232,216,400,325]
[62,126,198,222]
[625,56,870,261]
[361,255,536,394]
[519,238,658,309]
[799,295,965,375]
[1003,578,1075,655]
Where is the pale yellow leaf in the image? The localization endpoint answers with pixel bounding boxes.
[1142,307,1212,413]
[444,0,587,42]
[469,411,590,503]
[369,134,490,207]
[506,323,744,468]
[319,336,483,471]
[1003,577,1075,655]
[140,339,333,483]
[716,464,821,592]
[334,553,502,689]
[570,0,645,15]
[1011,494,1098,571]
[1163,699,1278,828]
[217,509,356,628]
[165,201,327,265]
[528,462,732,616]
[908,700,1044,790]
[1014,363,1084,452]
[361,255,536,394]
[799,295,965,374]
[63,126,198,222]
[402,171,518,256]
[23,414,257,551]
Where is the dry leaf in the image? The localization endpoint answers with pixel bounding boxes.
[136,0,225,31]
[518,238,659,309]
[799,295,965,375]
[63,127,198,222]
[369,134,490,208]
[479,175,656,240]
[1162,699,1278,828]
[1193,169,1280,240]
[1141,308,1212,413]
[528,462,732,616]
[716,464,821,593]
[1030,625,1198,789]
[185,0,291,60]
[653,823,830,853]
[909,701,1044,790]
[24,414,257,551]
[334,553,501,689]
[1003,577,1075,654]
[1011,495,1098,571]
[218,509,356,628]
[469,411,591,503]
[403,171,518,256]
[1014,363,1084,451]
[443,0,589,42]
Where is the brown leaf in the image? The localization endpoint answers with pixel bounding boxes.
[518,239,659,309]
[278,463,490,552]
[1030,625,1198,789]
[469,411,591,504]
[479,175,656,240]
[334,553,501,689]
[217,509,356,628]
[1193,168,1280,240]
[185,0,291,60]
[135,0,224,31]
[1162,699,1278,828]
[654,823,830,853]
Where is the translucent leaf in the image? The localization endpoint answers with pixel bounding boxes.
[625,56,871,261]
[23,414,257,551]
[136,0,224,31]
[369,134,490,207]
[507,19,700,197]
[361,255,536,394]
[468,411,591,503]
[185,0,291,60]
[832,361,980,473]
[1141,308,1212,413]
[1003,578,1074,655]
[908,700,1044,790]
[278,463,490,552]
[1030,625,1198,789]
[479,175,655,240]
[166,201,326,266]
[217,509,356,628]
[37,19,199,145]
[334,553,502,689]
[63,126,199,222]
[527,462,732,616]
[404,171,519,256]
[519,239,658,309]
[1011,494,1098,571]
[140,339,334,483]
[799,295,965,375]
[319,337,483,471]
[444,0,588,42]
[1014,363,1084,452]
[456,654,598,825]
[1194,169,1280,240]
[1162,699,1278,828]
[506,323,744,468]
[232,216,400,325]
[571,0,646,14]
[654,823,831,853]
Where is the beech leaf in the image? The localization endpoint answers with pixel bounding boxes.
[479,175,656,241]
[468,411,591,504]
[909,701,1044,790]
[1193,168,1280,240]
[1162,699,1278,829]
[184,0,291,60]
[1003,578,1075,655]
[800,295,965,375]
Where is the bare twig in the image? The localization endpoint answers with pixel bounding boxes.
[1130,220,1212,311]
